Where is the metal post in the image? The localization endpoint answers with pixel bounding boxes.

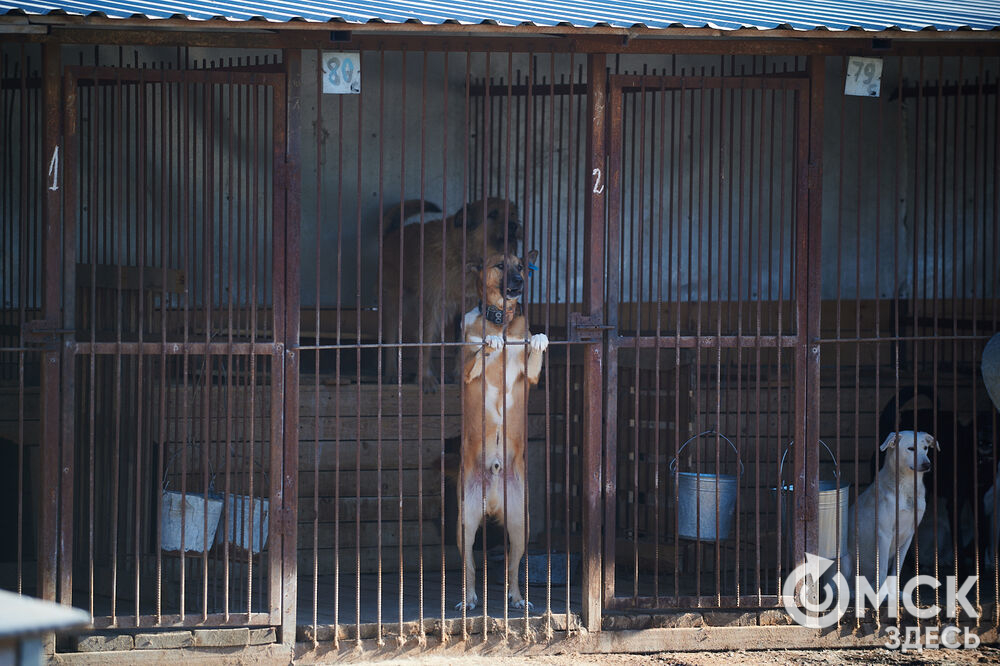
[582,52,606,633]
[281,48,302,646]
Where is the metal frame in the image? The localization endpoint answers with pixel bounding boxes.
[42,61,296,632]
[602,69,819,611]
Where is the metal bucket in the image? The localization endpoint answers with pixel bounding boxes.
[670,431,743,542]
[160,490,223,553]
[778,440,849,560]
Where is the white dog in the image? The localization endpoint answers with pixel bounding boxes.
[844,431,938,593]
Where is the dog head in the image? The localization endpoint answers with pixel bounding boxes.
[471,250,538,311]
[880,430,938,473]
[457,198,522,255]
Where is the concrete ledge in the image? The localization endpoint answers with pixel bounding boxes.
[193,627,250,647]
[249,627,277,645]
[71,634,135,652]
[134,631,194,650]
[52,643,292,665]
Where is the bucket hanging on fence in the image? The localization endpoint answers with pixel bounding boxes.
[776,440,849,560]
[669,430,743,542]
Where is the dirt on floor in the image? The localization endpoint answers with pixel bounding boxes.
[373,646,1000,665]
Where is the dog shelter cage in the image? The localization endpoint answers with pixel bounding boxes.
[0,12,999,659]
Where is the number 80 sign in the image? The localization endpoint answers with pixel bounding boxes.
[323,52,361,95]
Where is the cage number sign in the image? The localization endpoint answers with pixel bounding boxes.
[323,52,361,94]
[844,56,882,97]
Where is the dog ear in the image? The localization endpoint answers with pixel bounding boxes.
[880,432,900,451]
[526,249,539,266]
[933,437,941,451]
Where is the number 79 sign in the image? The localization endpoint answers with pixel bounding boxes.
[323,52,361,94]
[844,56,882,97]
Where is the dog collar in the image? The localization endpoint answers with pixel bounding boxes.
[480,303,506,326]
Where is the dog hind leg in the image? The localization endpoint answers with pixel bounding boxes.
[505,484,531,609]
[420,296,444,393]
[456,491,483,611]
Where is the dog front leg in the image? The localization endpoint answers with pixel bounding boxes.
[456,493,483,611]
[525,333,548,385]
[463,349,484,384]
[876,540,892,593]
[894,533,915,582]
[464,335,502,383]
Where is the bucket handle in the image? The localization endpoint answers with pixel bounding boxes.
[669,430,744,477]
[778,439,839,486]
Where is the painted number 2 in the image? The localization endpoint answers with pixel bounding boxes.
[592,167,604,194]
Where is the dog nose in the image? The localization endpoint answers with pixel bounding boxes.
[918,462,931,472]
[508,273,523,289]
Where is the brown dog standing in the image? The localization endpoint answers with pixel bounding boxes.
[381,198,522,392]
[457,250,547,611]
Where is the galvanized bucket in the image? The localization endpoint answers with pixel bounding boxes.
[669,431,743,542]
[778,440,849,560]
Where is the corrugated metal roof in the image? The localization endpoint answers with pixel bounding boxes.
[2,0,999,32]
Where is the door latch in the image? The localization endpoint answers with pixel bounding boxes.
[568,312,614,343]
[21,319,73,345]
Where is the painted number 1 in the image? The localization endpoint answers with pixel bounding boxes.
[47,146,59,191]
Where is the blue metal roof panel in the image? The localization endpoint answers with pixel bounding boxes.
[2,0,999,31]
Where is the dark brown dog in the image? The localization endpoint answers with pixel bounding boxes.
[456,250,546,611]
[381,198,522,392]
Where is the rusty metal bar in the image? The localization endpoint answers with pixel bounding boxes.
[310,48,322,646]
[459,48,470,643]
[133,66,147,625]
[438,48,449,644]
[179,71,190,623]
[156,65,169,623]
[416,48,428,642]
[332,66,345,649]
[353,48,364,648]
[222,66,235,623]
[110,65,124,625]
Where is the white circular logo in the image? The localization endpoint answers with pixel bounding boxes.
[782,553,850,628]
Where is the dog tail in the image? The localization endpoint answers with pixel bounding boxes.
[382,200,442,235]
